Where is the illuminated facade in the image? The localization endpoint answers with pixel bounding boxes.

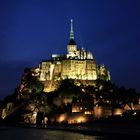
[39,19,110,92]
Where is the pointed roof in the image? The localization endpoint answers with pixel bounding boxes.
[68,19,76,45]
[70,19,74,39]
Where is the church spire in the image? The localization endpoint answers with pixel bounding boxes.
[70,19,74,39]
[68,19,76,45]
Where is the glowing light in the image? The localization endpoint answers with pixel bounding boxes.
[68,115,87,124]
[57,114,67,123]
[84,111,93,114]
[114,108,123,116]
[106,100,109,103]
[133,112,137,115]
[76,116,87,123]
[43,117,48,124]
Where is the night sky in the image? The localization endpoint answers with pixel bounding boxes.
[0,0,140,99]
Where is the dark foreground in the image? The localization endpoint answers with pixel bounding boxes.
[0,124,139,140]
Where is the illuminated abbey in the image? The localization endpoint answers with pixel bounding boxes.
[2,20,140,125]
[38,19,110,92]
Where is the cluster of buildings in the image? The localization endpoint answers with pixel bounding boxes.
[38,19,110,92]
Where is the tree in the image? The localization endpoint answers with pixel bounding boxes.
[57,79,82,97]
[95,80,122,116]
[126,88,137,110]
[118,87,138,110]
[20,68,44,95]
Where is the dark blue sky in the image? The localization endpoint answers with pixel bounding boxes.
[0,0,140,99]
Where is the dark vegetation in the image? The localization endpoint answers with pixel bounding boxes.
[0,68,139,124]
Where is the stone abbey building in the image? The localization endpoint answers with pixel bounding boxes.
[38,19,110,92]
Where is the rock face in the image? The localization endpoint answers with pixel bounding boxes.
[1,102,14,119]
